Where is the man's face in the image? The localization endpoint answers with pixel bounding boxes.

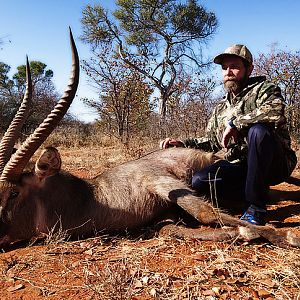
[221,56,253,95]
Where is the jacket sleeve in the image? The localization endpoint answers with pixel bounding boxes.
[232,84,286,129]
[183,137,214,152]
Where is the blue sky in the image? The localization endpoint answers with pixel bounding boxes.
[1,1,300,122]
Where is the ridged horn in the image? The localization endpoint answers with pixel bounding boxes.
[0,28,79,182]
[0,57,32,175]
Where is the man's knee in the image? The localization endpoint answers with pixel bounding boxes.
[191,160,232,191]
[191,170,209,191]
[248,123,271,138]
[247,123,274,146]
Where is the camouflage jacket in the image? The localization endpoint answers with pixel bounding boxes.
[183,76,297,175]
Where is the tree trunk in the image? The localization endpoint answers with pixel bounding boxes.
[158,93,168,138]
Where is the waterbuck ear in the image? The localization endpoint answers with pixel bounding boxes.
[34,147,62,180]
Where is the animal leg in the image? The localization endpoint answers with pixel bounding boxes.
[148,176,300,247]
[175,190,299,248]
[159,224,255,242]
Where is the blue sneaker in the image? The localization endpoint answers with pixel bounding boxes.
[240,205,266,225]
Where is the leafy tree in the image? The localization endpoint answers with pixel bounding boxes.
[12,61,59,133]
[80,0,218,134]
[14,61,53,92]
[0,61,62,136]
[0,63,13,93]
[0,62,16,131]
[254,45,300,134]
[82,46,154,143]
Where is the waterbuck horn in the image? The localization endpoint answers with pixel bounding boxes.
[0,28,79,182]
[0,57,32,175]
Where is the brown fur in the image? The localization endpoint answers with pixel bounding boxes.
[0,147,299,248]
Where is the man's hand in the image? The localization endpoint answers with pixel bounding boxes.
[221,125,238,150]
[160,138,184,149]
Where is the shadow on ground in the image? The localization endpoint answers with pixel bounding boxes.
[268,173,300,227]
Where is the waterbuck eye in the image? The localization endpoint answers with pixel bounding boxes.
[9,191,19,199]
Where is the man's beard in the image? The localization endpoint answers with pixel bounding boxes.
[224,76,248,95]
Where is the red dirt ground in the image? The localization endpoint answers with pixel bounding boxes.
[0,165,300,299]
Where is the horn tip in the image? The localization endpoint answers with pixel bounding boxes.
[69,26,73,38]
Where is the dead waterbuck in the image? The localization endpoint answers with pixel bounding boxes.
[0,30,299,249]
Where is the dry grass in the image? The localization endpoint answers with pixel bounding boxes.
[1,141,300,299]
[1,235,300,299]
[52,137,158,178]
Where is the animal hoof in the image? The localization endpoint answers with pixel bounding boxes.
[238,226,260,241]
[286,230,300,247]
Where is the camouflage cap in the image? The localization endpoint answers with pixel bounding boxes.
[213,44,253,65]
